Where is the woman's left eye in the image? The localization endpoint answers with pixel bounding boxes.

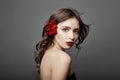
[74,30,79,34]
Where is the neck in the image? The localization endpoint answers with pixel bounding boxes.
[49,42,65,51]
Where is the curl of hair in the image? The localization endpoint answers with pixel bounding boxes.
[35,8,89,73]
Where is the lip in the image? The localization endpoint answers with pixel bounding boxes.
[66,42,74,46]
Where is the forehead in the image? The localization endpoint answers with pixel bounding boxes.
[57,18,79,29]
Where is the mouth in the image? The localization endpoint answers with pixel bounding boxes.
[66,42,74,46]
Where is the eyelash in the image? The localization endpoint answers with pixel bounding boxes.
[62,28,69,32]
[74,30,79,34]
[62,28,79,34]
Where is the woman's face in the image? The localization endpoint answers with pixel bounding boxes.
[53,17,80,50]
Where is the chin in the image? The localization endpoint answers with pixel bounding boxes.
[64,46,72,50]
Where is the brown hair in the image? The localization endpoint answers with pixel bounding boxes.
[35,8,89,73]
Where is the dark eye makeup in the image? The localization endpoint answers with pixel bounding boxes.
[61,26,79,33]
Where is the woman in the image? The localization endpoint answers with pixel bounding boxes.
[35,8,89,80]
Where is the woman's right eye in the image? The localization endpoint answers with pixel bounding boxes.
[62,28,69,32]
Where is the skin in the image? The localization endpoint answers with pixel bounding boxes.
[40,17,80,80]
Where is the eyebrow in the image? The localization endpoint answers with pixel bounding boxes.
[61,26,70,28]
[61,26,79,30]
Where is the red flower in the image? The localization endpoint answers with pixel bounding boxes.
[45,20,57,36]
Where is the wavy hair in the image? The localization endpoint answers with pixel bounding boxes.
[35,8,89,73]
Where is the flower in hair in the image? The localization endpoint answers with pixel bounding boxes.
[45,20,57,36]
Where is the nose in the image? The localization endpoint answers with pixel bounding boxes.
[69,31,75,41]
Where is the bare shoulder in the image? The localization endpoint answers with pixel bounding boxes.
[51,50,71,68]
[51,51,71,79]
[44,49,71,68]
[58,51,71,63]
[46,49,71,63]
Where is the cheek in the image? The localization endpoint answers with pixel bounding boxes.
[57,33,66,41]
[57,29,66,38]
[55,31,67,42]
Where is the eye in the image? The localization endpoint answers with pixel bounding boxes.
[62,28,69,32]
[74,30,79,34]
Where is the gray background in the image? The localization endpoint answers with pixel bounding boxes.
[0,0,120,80]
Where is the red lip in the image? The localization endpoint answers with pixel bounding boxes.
[66,42,74,46]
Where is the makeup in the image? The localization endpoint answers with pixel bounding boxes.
[66,42,74,46]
